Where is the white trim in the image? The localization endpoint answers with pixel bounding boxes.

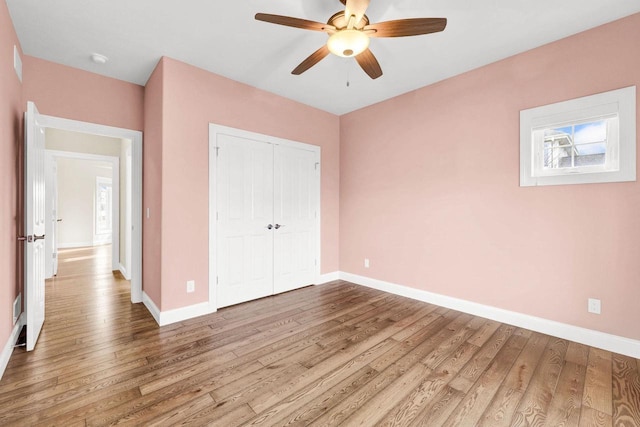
[340,271,640,358]
[317,271,340,284]
[119,263,131,280]
[208,123,322,311]
[142,292,160,325]
[143,292,214,327]
[520,86,636,187]
[38,114,143,304]
[157,302,213,327]
[0,313,24,380]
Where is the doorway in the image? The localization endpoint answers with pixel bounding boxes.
[45,149,121,278]
[38,114,143,303]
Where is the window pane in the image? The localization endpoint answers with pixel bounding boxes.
[541,118,609,170]
[575,142,606,167]
[574,120,607,145]
[544,146,571,169]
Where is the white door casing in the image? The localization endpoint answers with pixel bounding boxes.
[209,124,321,310]
[25,101,46,351]
[38,115,143,304]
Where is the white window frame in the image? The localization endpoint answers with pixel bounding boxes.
[520,86,636,187]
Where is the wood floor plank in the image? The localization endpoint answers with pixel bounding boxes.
[0,245,638,426]
[245,337,398,419]
[545,361,587,427]
[448,323,516,393]
[583,347,614,415]
[339,362,433,426]
[478,332,550,427]
[612,353,640,426]
[511,336,570,426]
[408,385,465,427]
[258,365,378,426]
[441,330,529,427]
[578,406,613,427]
[566,341,591,366]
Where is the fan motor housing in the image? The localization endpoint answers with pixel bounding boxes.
[327,11,369,30]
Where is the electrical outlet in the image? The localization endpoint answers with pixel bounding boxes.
[187,280,195,293]
[588,298,601,314]
[364,258,370,268]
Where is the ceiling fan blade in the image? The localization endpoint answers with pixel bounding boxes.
[292,45,331,75]
[345,0,370,24]
[255,13,334,32]
[355,48,382,79]
[365,18,447,38]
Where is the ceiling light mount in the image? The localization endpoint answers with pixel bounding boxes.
[90,53,109,64]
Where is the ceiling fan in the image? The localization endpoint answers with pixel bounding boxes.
[255,0,447,79]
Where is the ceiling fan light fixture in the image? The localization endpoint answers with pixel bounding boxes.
[327,29,369,57]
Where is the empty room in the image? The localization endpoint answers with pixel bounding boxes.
[1,0,640,425]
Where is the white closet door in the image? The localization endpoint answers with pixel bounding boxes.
[273,144,320,294]
[216,135,274,308]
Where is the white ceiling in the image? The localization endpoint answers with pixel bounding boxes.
[6,0,640,115]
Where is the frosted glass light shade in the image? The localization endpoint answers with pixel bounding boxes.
[327,30,369,57]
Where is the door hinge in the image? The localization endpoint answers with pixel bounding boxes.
[216,211,219,221]
[216,276,219,284]
[215,146,220,157]
[314,162,319,170]
[315,259,318,266]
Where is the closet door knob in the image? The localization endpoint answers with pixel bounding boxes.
[267,224,273,230]
[274,224,284,229]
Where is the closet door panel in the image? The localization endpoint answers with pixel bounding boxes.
[217,135,274,308]
[273,144,319,294]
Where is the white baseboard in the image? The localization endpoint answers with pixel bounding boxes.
[317,271,340,284]
[340,271,640,359]
[58,241,93,249]
[158,302,213,326]
[142,291,215,327]
[142,291,161,325]
[119,263,131,280]
[0,313,24,380]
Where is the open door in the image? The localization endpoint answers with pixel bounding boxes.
[25,101,46,351]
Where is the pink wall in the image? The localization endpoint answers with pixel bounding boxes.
[22,56,144,131]
[0,1,24,355]
[142,59,164,306]
[340,13,640,340]
[158,57,340,310]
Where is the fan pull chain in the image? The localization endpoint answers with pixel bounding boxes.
[346,63,351,87]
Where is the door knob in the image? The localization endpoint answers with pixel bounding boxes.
[34,234,45,241]
[267,224,273,230]
[56,219,63,222]
[274,224,284,229]
[17,236,27,242]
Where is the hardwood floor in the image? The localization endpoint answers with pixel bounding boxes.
[1,246,639,426]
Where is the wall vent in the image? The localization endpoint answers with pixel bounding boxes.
[13,294,21,325]
[13,45,22,83]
